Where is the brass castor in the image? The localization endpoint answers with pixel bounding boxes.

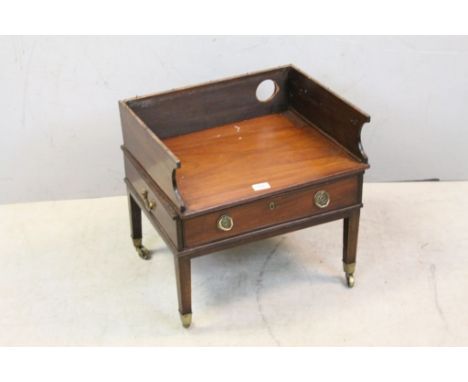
[133,239,151,260]
[343,262,356,288]
[180,313,192,328]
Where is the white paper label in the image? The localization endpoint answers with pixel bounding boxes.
[251,182,271,191]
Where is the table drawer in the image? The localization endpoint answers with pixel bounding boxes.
[183,176,360,247]
[124,157,179,247]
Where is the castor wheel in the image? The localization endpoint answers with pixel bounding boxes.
[180,313,192,328]
[136,246,151,260]
[133,239,151,260]
[343,262,356,288]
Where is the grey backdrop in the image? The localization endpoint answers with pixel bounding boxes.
[1,36,467,204]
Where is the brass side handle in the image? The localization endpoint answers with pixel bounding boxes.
[217,214,234,231]
[314,190,330,208]
[141,190,155,211]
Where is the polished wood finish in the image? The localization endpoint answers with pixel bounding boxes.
[128,193,142,242]
[126,181,180,254]
[124,155,179,247]
[183,176,359,247]
[288,67,370,162]
[180,205,361,259]
[121,65,371,215]
[119,65,371,326]
[119,101,184,210]
[127,66,290,139]
[343,209,360,265]
[174,256,191,315]
[164,111,368,213]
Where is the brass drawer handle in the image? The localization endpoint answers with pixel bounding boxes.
[314,190,330,208]
[217,214,234,231]
[141,190,155,211]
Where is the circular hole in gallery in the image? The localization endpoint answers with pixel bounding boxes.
[256,79,278,102]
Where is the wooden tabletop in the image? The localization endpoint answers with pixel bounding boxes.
[163,111,368,213]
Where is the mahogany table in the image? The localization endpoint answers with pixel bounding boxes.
[119,65,370,328]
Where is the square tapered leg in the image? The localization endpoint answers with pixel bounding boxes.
[128,192,151,260]
[174,255,192,328]
[343,209,360,288]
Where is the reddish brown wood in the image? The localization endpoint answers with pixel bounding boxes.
[164,111,368,213]
[119,65,371,326]
[183,176,359,248]
[119,101,184,210]
[126,181,180,254]
[288,66,370,163]
[128,193,142,241]
[124,156,179,248]
[174,256,191,315]
[343,209,361,265]
[127,66,290,139]
[179,205,361,259]
[122,147,179,217]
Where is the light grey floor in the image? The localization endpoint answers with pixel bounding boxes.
[1,182,467,346]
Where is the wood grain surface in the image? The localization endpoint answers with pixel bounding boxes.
[183,176,359,247]
[124,156,179,247]
[288,67,370,162]
[127,67,289,139]
[164,111,368,213]
[119,101,185,210]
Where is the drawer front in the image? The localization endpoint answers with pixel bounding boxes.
[183,176,360,248]
[124,157,179,247]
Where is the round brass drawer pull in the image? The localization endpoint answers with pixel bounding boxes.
[141,190,155,211]
[217,214,234,231]
[314,190,330,208]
